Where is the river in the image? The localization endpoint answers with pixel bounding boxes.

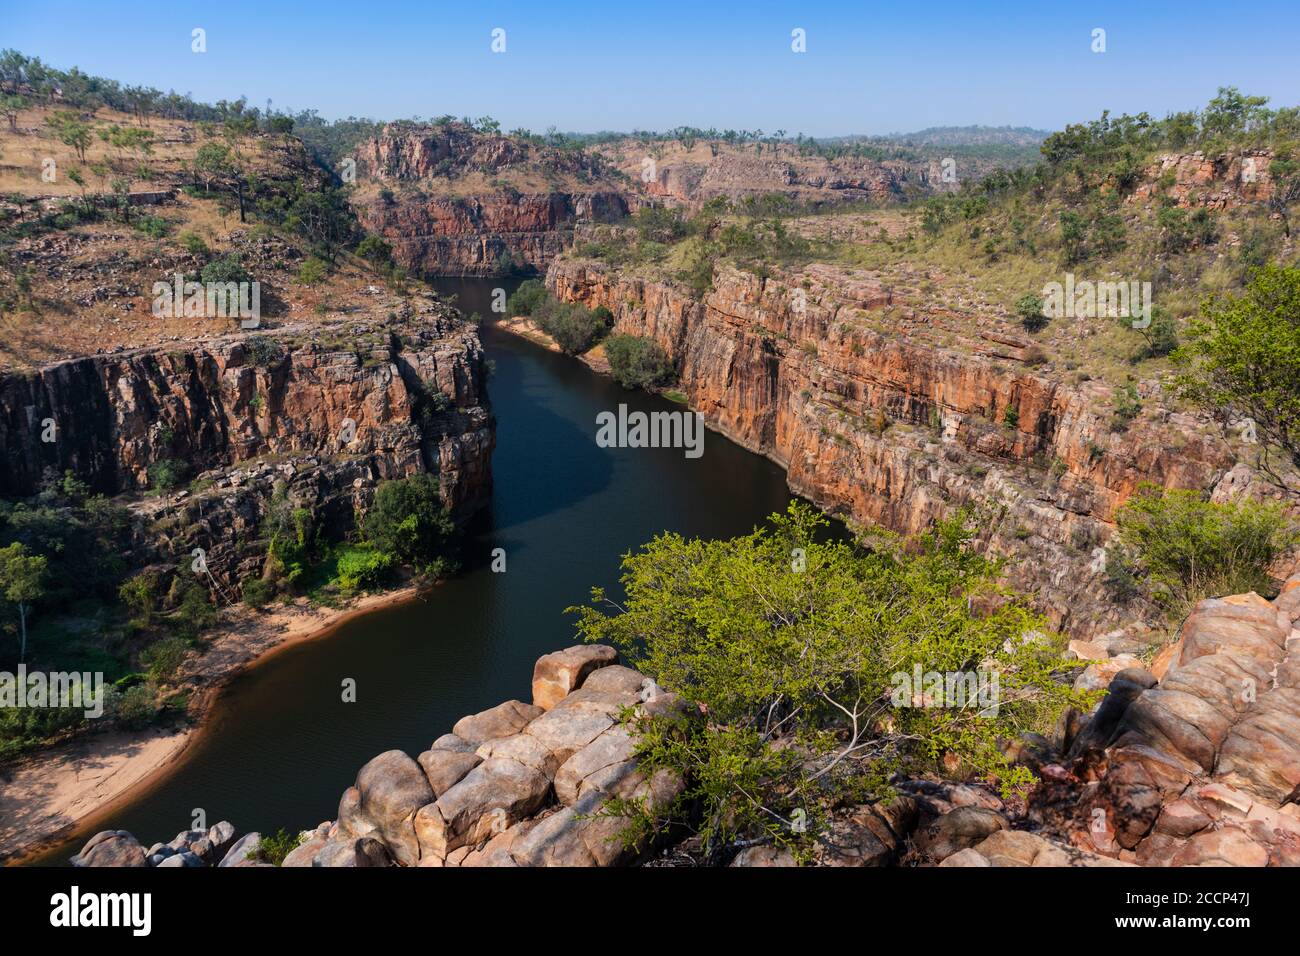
[30,277,797,863]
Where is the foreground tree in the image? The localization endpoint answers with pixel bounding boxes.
[0,542,47,662]
[571,503,1090,861]
[1175,265,1300,491]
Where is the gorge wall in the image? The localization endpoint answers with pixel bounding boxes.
[352,125,631,277]
[0,303,493,588]
[546,257,1236,640]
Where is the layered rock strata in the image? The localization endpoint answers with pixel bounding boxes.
[547,258,1235,638]
[0,306,493,587]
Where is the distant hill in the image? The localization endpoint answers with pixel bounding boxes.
[881,125,1050,147]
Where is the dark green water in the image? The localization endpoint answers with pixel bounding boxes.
[30,277,795,864]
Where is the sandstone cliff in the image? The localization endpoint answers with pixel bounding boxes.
[351,125,631,276]
[0,303,493,587]
[546,257,1237,640]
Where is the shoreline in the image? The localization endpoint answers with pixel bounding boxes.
[0,584,421,866]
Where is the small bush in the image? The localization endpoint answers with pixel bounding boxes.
[604,334,674,390]
[242,577,274,607]
[1015,293,1048,332]
[297,256,328,285]
[179,231,209,257]
[147,459,190,492]
[249,828,302,866]
[114,684,159,730]
[333,545,395,592]
[200,256,252,285]
[505,278,547,317]
[139,636,189,682]
[1115,484,1299,613]
[534,298,609,354]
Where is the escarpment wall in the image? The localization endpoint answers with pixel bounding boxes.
[355,190,630,277]
[351,126,632,276]
[547,258,1235,638]
[0,308,494,587]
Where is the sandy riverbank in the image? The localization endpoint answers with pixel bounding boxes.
[0,585,420,865]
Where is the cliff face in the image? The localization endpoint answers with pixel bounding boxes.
[0,306,493,586]
[351,126,631,277]
[355,190,630,277]
[547,258,1234,638]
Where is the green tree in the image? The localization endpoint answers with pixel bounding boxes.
[0,542,48,661]
[505,278,547,316]
[1,93,26,133]
[570,503,1088,860]
[1175,265,1300,489]
[363,473,456,573]
[1114,484,1298,613]
[604,334,673,389]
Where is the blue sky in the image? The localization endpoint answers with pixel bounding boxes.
[3,0,1297,135]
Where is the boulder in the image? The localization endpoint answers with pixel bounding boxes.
[475,733,561,779]
[523,697,618,764]
[730,846,797,867]
[354,750,437,866]
[313,836,393,867]
[415,757,551,859]
[206,821,237,858]
[915,806,1009,862]
[72,831,148,868]
[938,848,991,867]
[417,748,482,797]
[508,791,631,867]
[452,700,544,745]
[553,726,639,806]
[531,644,617,710]
[218,832,262,867]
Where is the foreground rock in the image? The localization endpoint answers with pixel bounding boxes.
[70,584,1300,867]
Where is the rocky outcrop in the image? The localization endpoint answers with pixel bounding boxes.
[1130,149,1277,208]
[0,305,493,587]
[356,190,630,277]
[1030,576,1300,866]
[546,258,1234,638]
[72,644,688,868]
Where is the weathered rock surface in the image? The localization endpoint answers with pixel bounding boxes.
[532,644,618,710]
[1041,578,1300,867]
[547,259,1233,638]
[0,308,494,589]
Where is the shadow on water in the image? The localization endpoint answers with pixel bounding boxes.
[25,276,799,864]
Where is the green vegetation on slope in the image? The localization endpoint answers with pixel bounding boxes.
[571,502,1092,861]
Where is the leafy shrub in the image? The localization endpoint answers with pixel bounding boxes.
[241,577,274,607]
[1115,484,1299,612]
[356,235,392,266]
[139,636,189,682]
[505,278,547,317]
[297,256,328,285]
[571,503,1088,860]
[179,231,209,256]
[534,298,609,354]
[147,459,190,492]
[113,683,159,730]
[1175,265,1300,484]
[249,828,302,866]
[200,256,251,285]
[604,334,674,390]
[1109,384,1142,432]
[332,545,394,592]
[363,473,457,573]
[1014,292,1048,332]
[133,215,169,238]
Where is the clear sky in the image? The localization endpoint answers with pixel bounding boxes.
[3,0,1297,135]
